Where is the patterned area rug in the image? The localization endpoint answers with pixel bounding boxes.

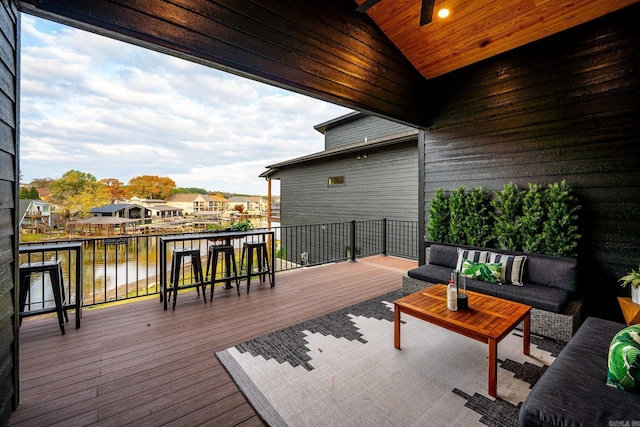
[216,290,564,427]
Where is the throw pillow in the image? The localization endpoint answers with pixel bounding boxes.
[461,259,502,284]
[607,325,640,391]
[488,252,527,286]
[456,248,489,272]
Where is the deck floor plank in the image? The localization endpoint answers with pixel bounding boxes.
[10,255,416,426]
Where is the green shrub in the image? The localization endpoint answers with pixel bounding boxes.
[448,186,467,245]
[542,180,581,257]
[425,180,581,258]
[520,183,546,254]
[425,188,449,242]
[491,182,522,251]
[463,186,492,247]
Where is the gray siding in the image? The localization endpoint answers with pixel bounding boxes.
[0,1,18,422]
[277,142,418,226]
[420,6,640,322]
[324,115,415,150]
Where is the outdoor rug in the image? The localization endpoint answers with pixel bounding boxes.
[216,290,564,427]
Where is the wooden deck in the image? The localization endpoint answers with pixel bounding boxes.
[9,255,417,427]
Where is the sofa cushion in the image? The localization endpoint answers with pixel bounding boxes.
[607,324,640,391]
[461,259,502,284]
[407,264,452,285]
[488,252,527,286]
[520,317,640,427]
[463,278,572,313]
[524,254,577,293]
[428,244,459,269]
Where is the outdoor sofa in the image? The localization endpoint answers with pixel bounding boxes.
[520,316,640,426]
[402,242,583,342]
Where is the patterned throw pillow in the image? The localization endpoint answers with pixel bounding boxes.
[488,252,527,286]
[461,259,502,284]
[607,325,640,391]
[456,248,489,272]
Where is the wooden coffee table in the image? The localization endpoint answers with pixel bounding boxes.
[393,285,531,397]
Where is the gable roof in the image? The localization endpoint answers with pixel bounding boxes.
[261,128,418,177]
[90,204,137,214]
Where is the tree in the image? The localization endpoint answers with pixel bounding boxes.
[101,178,127,202]
[29,177,53,189]
[233,204,245,213]
[49,170,111,219]
[19,187,40,200]
[173,187,208,194]
[127,175,176,200]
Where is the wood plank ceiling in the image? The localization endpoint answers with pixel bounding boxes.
[355,0,640,79]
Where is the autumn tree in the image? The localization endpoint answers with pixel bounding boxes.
[101,178,127,202]
[29,177,53,189]
[49,170,111,219]
[127,175,176,200]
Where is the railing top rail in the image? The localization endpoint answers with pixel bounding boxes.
[19,242,82,253]
[159,229,274,243]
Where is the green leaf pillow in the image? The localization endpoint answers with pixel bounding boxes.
[461,259,502,284]
[607,324,640,391]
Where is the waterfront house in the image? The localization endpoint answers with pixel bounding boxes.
[226,196,268,216]
[165,193,227,215]
[18,199,52,234]
[89,203,150,220]
[2,1,639,423]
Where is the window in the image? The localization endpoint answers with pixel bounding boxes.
[328,176,345,186]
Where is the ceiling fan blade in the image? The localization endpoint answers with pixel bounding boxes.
[356,0,383,13]
[420,0,436,25]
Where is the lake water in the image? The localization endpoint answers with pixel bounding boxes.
[21,217,280,308]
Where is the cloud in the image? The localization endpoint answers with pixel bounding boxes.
[19,15,351,194]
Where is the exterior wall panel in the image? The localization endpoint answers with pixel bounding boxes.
[0,0,18,422]
[324,115,416,150]
[279,143,418,226]
[422,5,640,321]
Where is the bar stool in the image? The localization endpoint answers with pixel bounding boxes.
[205,244,240,299]
[240,241,273,293]
[19,260,68,335]
[169,248,205,310]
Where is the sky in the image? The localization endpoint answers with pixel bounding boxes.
[19,15,352,196]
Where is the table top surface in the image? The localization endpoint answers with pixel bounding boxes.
[394,285,531,341]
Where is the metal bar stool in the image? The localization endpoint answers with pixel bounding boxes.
[205,244,240,299]
[240,241,273,294]
[19,260,68,335]
[169,248,205,310]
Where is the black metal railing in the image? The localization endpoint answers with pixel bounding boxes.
[18,219,418,310]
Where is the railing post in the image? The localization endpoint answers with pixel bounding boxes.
[350,220,357,262]
[382,218,387,256]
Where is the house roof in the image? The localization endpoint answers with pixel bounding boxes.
[90,204,137,214]
[167,194,205,202]
[314,111,364,135]
[227,196,264,203]
[18,199,49,222]
[149,204,183,212]
[260,129,418,178]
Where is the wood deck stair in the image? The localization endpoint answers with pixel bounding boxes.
[10,255,417,426]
